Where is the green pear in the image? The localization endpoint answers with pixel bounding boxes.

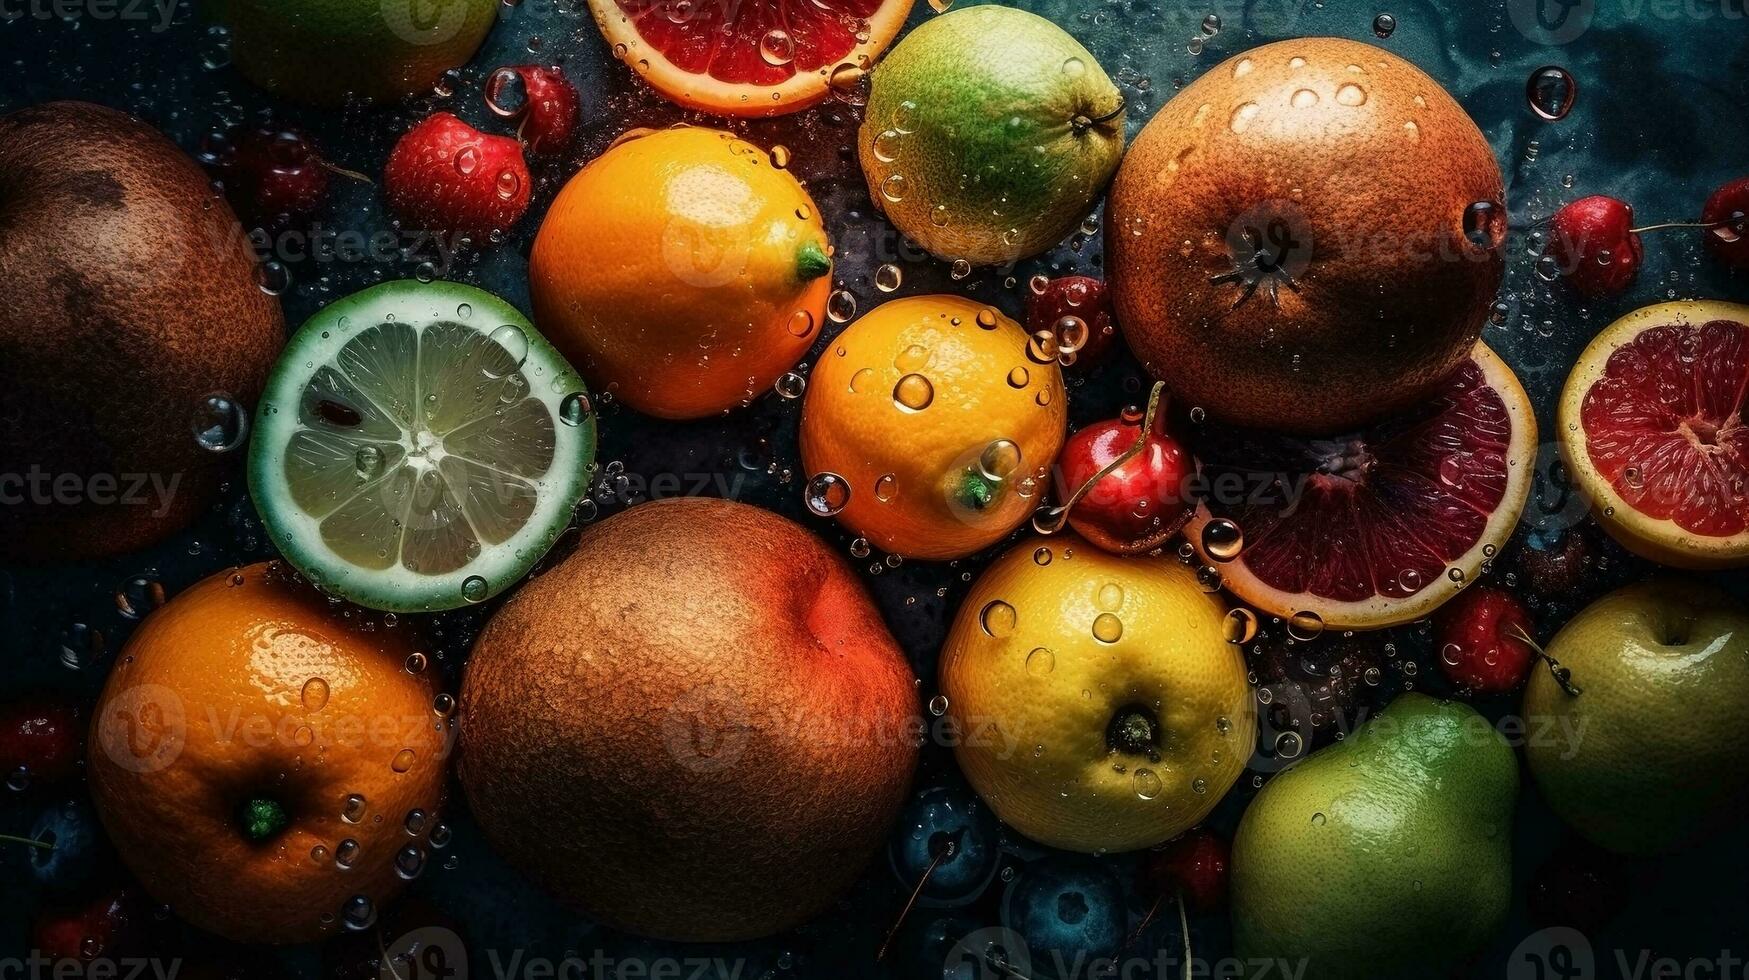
[1231,693,1517,980]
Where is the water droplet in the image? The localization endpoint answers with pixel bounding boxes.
[827,290,857,323]
[1287,610,1325,641]
[460,576,489,603]
[978,439,1021,481]
[559,391,592,426]
[758,28,795,67]
[391,748,417,773]
[1026,647,1055,675]
[893,373,934,411]
[341,793,367,823]
[486,324,529,377]
[1222,607,1258,644]
[1201,519,1244,561]
[1463,201,1506,249]
[979,599,1017,637]
[805,472,851,516]
[1372,13,1396,37]
[335,838,361,869]
[1134,768,1163,800]
[1092,612,1123,643]
[302,677,331,711]
[774,372,806,400]
[1335,83,1368,106]
[875,263,903,292]
[341,894,376,931]
[880,173,907,203]
[192,393,249,452]
[1229,102,1260,134]
[1526,66,1577,121]
[395,844,427,880]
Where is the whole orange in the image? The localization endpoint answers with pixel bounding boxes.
[87,562,450,944]
[799,295,1067,559]
[529,126,833,419]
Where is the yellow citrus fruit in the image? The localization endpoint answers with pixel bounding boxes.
[529,127,832,419]
[939,536,1256,853]
[799,295,1067,559]
[1557,300,1749,569]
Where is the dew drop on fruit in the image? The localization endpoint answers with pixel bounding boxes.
[1133,768,1162,800]
[1335,83,1368,107]
[485,325,529,378]
[395,844,427,880]
[1201,518,1244,561]
[334,838,360,869]
[979,439,1022,481]
[454,146,481,176]
[302,677,331,712]
[758,28,795,67]
[1092,612,1124,643]
[1097,582,1124,611]
[1526,66,1577,122]
[1007,366,1030,388]
[893,374,935,412]
[495,170,521,200]
[404,809,429,837]
[1287,610,1325,641]
[1372,13,1396,37]
[559,392,591,426]
[191,392,249,453]
[341,793,366,823]
[880,173,907,203]
[805,472,852,516]
[484,68,525,119]
[1447,566,1466,584]
[391,749,417,773]
[980,599,1017,637]
[460,576,489,603]
[1195,565,1223,592]
[341,894,376,932]
[1033,546,1052,565]
[1222,607,1259,644]
[874,474,898,502]
[828,63,870,106]
[1026,647,1055,675]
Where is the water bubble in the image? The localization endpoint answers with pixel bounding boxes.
[192,393,249,452]
[1092,612,1123,643]
[828,64,870,106]
[487,324,529,377]
[451,576,487,604]
[827,290,857,323]
[758,28,795,67]
[1287,610,1325,641]
[875,263,903,292]
[928,694,949,716]
[1463,201,1506,249]
[559,391,592,426]
[774,372,806,399]
[1133,768,1163,800]
[1372,13,1396,37]
[341,894,376,931]
[395,844,427,880]
[805,472,852,516]
[979,599,1017,637]
[1222,607,1259,644]
[1200,519,1244,561]
[341,793,367,823]
[1526,66,1577,121]
[893,373,934,411]
[978,439,1021,481]
[391,748,417,773]
[114,577,166,620]
[1026,647,1055,675]
[303,677,332,712]
[335,838,361,869]
[787,309,816,338]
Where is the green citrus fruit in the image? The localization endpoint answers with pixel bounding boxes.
[210,0,498,105]
[248,280,596,612]
[1232,693,1517,980]
[1523,580,1749,855]
[858,5,1125,266]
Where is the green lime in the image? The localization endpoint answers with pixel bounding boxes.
[210,0,498,105]
[248,280,596,612]
[1232,694,1518,980]
[859,4,1125,266]
[1523,580,1749,855]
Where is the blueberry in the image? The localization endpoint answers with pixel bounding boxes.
[888,786,1000,906]
[28,798,102,893]
[1001,855,1125,972]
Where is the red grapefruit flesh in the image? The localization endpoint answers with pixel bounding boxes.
[1185,342,1536,629]
[590,0,913,117]
[1559,301,1749,569]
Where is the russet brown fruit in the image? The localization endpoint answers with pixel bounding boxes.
[0,102,283,561]
[458,497,919,941]
[1108,38,1504,434]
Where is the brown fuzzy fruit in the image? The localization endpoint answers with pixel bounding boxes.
[1108,38,1504,434]
[458,497,919,941]
[0,102,283,561]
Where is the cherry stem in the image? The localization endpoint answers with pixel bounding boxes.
[1177,888,1193,980]
[1628,220,1724,234]
[1510,625,1582,696]
[875,846,946,962]
[0,832,54,851]
[1122,893,1166,954]
[1035,381,1169,533]
[317,157,373,184]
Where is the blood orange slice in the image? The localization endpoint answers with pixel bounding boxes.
[589,0,914,117]
[1558,300,1749,569]
[1183,343,1536,630]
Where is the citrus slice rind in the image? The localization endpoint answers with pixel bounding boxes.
[1184,342,1536,630]
[587,0,913,117]
[1557,300,1749,570]
[248,280,597,612]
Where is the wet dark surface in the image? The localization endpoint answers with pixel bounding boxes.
[3,0,1749,977]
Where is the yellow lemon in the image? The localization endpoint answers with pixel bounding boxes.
[799,295,1066,559]
[529,127,832,419]
[939,536,1255,852]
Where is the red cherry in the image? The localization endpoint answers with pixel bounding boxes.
[31,884,151,964]
[488,65,580,156]
[1056,410,1194,554]
[1548,196,1642,297]
[1143,827,1229,914]
[0,698,84,789]
[383,112,532,241]
[1514,525,1591,600]
[1432,584,1537,694]
[1026,276,1118,368]
[1701,176,1749,268]
[207,126,342,224]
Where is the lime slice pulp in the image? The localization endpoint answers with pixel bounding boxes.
[248,280,596,612]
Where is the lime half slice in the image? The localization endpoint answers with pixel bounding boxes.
[248,280,597,612]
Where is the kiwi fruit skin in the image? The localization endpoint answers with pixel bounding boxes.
[0,101,284,562]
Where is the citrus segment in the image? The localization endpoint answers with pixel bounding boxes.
[1558,300,1749,568]
[1185,343,1535,629]
[249,281,596,612]
[590,0,912,116]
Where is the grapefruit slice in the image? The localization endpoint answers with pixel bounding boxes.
[588,0,913,116]
[1558,300,1749,569]
[248,280,597,612]
[1183,343,1536,630]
